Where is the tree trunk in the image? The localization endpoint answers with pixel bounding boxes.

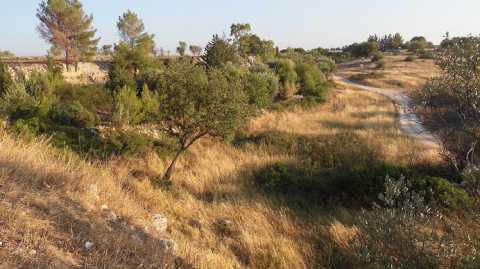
[163,148,185,181]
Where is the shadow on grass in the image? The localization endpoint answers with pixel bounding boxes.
[0,158,191,269]
[349,111,397,119]
[320,120,395,131]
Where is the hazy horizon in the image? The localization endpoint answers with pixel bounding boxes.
[2,0,480,56]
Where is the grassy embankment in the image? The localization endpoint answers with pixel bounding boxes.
[0,82,445,268]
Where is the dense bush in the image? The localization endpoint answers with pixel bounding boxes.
[247,131,462,206]
[351,176,478,269]
[201,34,238,68]
[0,60,13,95]
[49,101,99,128]
[410,176,468,208]
[295,62,328,98]
[273,59,297,99]
[243,70,279,108]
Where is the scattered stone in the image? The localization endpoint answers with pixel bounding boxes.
[29,249,37,256]
[100,204,109,210]
[152,214,168,233]
[84,241,94,251]
[0,241,3,247]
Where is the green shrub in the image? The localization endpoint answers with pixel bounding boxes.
[243,71,279,108]
[295,62,329,98]
[0,83,39,121]
[49,101,99,128]
[410,176,468,208]
[113,86,144,125]
[55,83,112,115]
[352,176,478,269]
[0,60,13,95]
[273,59,297,99]
[405,55,417,62]
[418,50,435,59]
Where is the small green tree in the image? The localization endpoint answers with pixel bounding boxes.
[201,35,237,68]
[37,0,100,71]
[157,62,248,180]
[117,10,145,47]
[273,59,297,99]
[230,23,251,44]
[176,41,188,56]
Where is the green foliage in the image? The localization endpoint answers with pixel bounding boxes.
[243,131,459,206]
[243,70,279,108]
[112,84,160,125]
[295,62,329,98]
[0,60,13,95]
[273,59,297,99]
[113,86,143,125]
[157,61,248,179]
[410,176,468,208]
[414,36,480,169]
[201,34,237,68]
[348,42,379,58]
[117,10,146,46]
[49,100,99,128]
[37,0,100,68]
[351,176,478,269]
[409,36,430,52]
[106,42,162,93]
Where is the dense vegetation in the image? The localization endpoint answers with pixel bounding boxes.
[1,1,480,268]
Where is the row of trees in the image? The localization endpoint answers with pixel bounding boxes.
[344,34,435,58]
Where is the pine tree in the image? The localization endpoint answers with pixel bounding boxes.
[117,10,145,47]
[37,0,100,71]
[201,35,237,68]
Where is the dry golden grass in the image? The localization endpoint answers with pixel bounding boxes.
[0,86,442,268]
[337,52,440,91]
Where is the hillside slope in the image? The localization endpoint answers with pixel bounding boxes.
[0,133,182,268]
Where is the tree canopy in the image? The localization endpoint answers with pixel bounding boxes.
[37,0,100,70]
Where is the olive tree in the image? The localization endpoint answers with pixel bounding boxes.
[157,62,248,180]
[415,36,480,170]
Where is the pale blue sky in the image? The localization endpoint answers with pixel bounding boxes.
[2,0,479,56]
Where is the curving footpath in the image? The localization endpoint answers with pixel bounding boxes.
[333,75,441,149]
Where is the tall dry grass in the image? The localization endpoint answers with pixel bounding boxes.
[0,85,441,268]
[337,53,440,91]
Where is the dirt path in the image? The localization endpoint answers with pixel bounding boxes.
[333,75,441,149]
